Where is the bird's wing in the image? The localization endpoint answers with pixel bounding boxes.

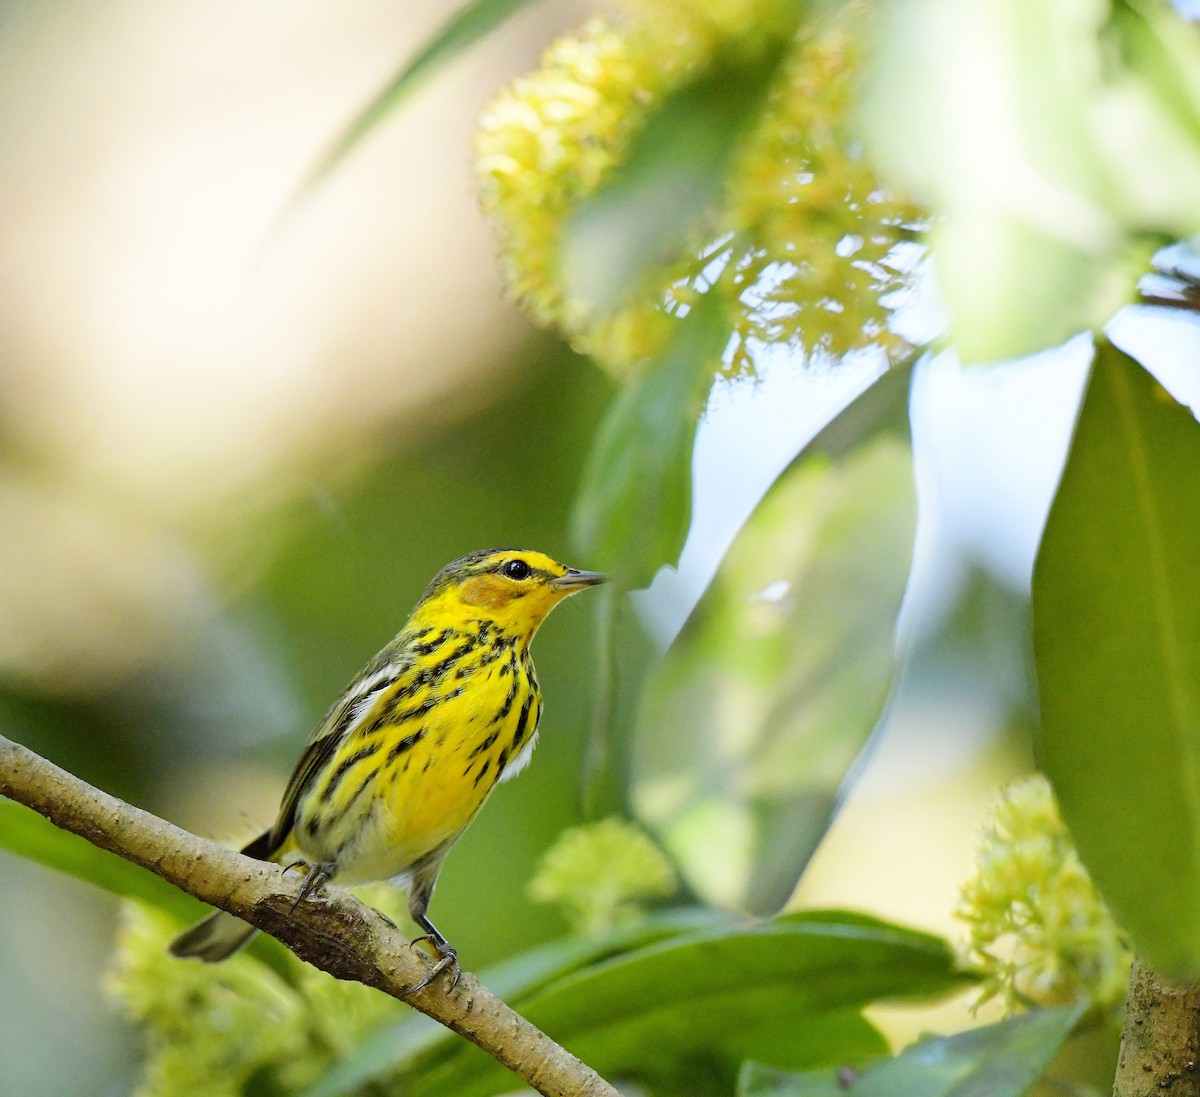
[268,647,411,852]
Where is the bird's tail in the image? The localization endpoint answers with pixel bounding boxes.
[168,909,258,962]
[168,828,277,962]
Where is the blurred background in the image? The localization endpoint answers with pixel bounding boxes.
[0,2,615,1092]
[2,2,1195,1095]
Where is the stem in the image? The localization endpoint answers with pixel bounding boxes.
[0,734,620,1097]
[1113,957,1200,1096]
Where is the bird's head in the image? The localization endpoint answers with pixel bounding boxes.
[413,549,605,642]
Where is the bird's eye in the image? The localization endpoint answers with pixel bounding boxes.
[502,559,531,580]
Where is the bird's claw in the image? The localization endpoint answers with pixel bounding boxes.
[404,939,460,995]
[284,861,333,914]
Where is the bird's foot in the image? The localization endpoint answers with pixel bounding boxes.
[283,860,334,913]
[405,936,460,995]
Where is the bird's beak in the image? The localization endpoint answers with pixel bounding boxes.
[550,568,607,592]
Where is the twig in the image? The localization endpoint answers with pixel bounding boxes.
[0,734,620,1097]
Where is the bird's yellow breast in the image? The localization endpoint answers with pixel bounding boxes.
[290,624,541,883]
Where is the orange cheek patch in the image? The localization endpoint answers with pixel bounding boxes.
[460,576,505,608]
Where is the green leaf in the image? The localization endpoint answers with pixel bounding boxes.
[739,1062,863,1097]
[850,1005,1082,1097]
[741,1005,1083,1097]
[307,0,541,185]
[632,428,916,914]
[405,911,965,1097]
[0,796,296,974]
[301,907,729,1097]
[571,290,731,587]
[1033,340,1200,978]
[0,797,200,920]
[560,42,790,316]
[1098,1,1200,232]
[578,586,660,818]
[862,0,1200,362]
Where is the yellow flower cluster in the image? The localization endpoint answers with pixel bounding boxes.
[476,0,921,377]
[105,887,408,1097]
[957,774,1131,1013]
[528,816,678,934]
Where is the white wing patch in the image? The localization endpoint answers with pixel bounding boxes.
[499,730,539,783]
[342,664,403,735]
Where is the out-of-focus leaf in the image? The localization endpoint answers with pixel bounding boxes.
[849,1005,1082,1097]
[632,430,916,914]
[583,360,914,820]
[571,290,730,587]
[561,44,789,316]
[741,1005,1083,1097]
[862,0,1200,363]
[578,587,660,818]
[1092,0,1200,233]
[739,1062,864,1097]
[1034,340,1200,978]
[405,911,965,1097]
[0,797,200,920]
[301,907,727,1097]
[308,0,541,186]
[0,797,298,975]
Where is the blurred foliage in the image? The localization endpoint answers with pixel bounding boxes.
[476,0,920,376]
[145,907,968,1097]
[300,908,730,1097]
[1034,341,1200,980]
[527,816,678,934]
[307,0,541,190]
[863,0,1200,362]
[738,1004,1084,1097]
[0,799,205,924]
[632,422,914,915]
[571,288,731,586]
[956,774,1132,1014]
[374,911,965,1097]
[109,898,728,1097]
[107,891,409,1097]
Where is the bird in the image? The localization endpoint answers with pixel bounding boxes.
[169,548,605,992]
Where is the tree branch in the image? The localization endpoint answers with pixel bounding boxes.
[1113,957,1200,1097]
[0,734,620,1097]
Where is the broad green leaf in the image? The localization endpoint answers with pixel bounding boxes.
[560,42,790,316]
[0,797,199,920]
[862,0,1200,362]
[850,1005,1082,1097]
[403,911,965,1097]
[741,1005,1083,1097]
[307,0,541,186]
[583,360,914,819]
[632,430,916,914]
[571,290,731,587]
[1034,341,1200,978]
[302,907,728,1097]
